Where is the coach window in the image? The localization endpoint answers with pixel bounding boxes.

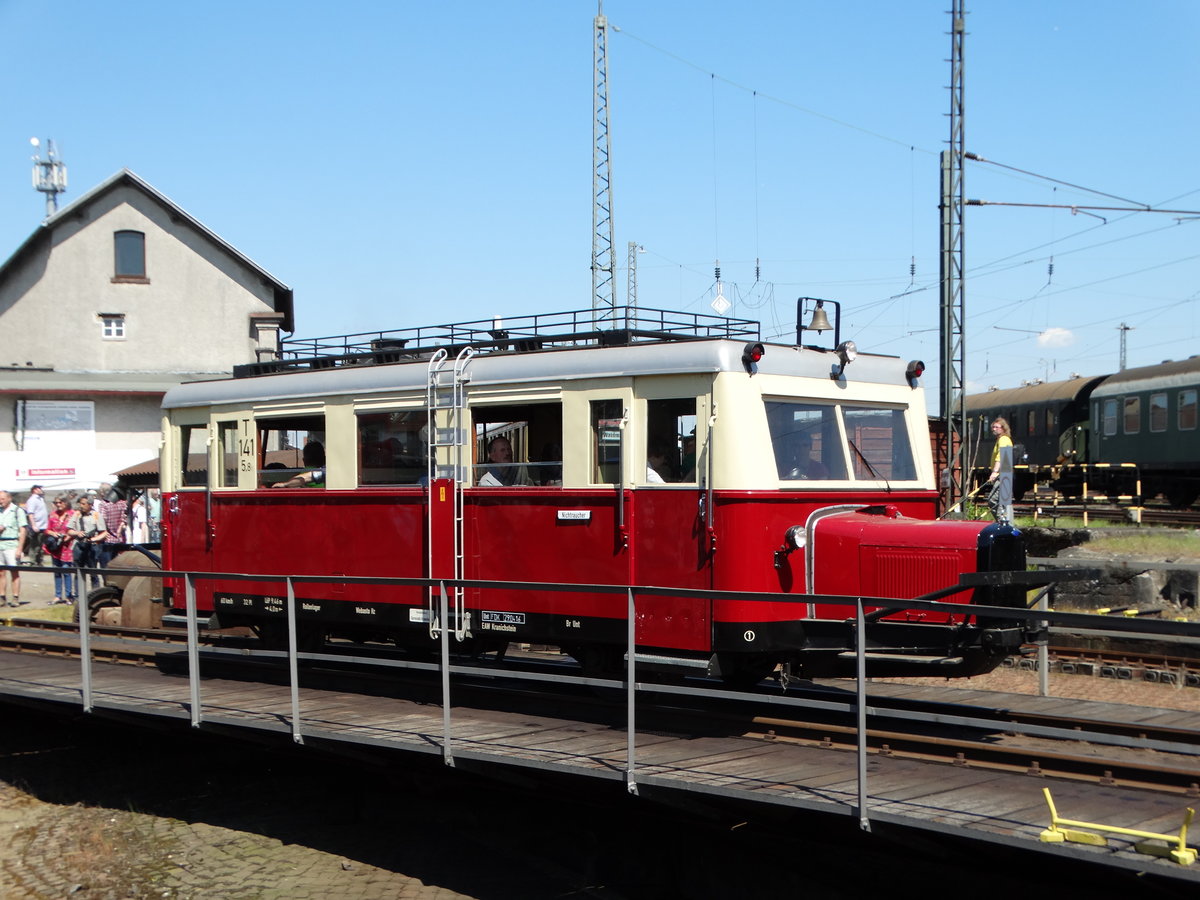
[256,415,326,488]
[473,402,562,487]
[1101,399,1118,437]
[1149,393,1168,433]
[1123,396,1140,435]
[1180,390,1197,431]
[358,410,428,485]
[590,399,624,485]
[1045,408,1055,434]
[842,405,916,481]
[178,424,209,488]
[645,398,696,483]
[765,402,846,481]
[1026,410,1037,437]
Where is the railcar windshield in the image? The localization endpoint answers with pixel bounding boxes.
[765,400,916,484]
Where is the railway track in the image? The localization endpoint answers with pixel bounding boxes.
[2,621,1197,797]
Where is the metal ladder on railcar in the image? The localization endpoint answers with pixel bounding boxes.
[426,347,476,640]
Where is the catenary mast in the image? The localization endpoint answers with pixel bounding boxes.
[939,2,967,508]
[591,2,616,327]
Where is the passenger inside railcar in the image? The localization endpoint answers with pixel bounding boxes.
[477,436,532,486]
[271,441,326,488]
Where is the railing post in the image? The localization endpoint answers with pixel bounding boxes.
[78,566,93,713]
[855,597,871,832]
[185,573,202,727]
[286,577,304,744]
[626,587,638,795]
[440,580,454,766]
[1037,586,1051,698]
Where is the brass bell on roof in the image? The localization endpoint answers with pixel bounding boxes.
[807,300,833,333]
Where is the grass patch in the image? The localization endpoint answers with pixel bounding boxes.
[1083,532,1200,561]
[9,604,75,623]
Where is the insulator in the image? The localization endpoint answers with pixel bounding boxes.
[1048,262,1054,278]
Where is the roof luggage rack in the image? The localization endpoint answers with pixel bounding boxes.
[234,306,760,377]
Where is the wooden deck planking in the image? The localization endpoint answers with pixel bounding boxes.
[3,652,1199,883]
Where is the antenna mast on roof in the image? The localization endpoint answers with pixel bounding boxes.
[30,138,68,218]
[591,1,617,328]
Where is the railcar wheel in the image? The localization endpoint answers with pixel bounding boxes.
[254,619,326,652]
[716,653,779,689]
[566,645,624,681]
[72,586,123,626]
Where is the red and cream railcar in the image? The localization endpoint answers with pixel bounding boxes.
[159,308,1025,684]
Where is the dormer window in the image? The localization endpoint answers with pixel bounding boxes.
[113,230,148,282]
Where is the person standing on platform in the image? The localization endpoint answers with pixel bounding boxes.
[46,494,79,605]
[71,497,108,592]
[0,491,29,607]
[23,484,48,566]
[96,482,126,569]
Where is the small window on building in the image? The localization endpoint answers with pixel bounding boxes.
[1180,390,1197,431]
[1149,393,1168,433]
[646,398,697,483]
[100,314,125,339]
[113,230,147,281]
[1123,396,1140,435]
[1101,400,1118,437]
[358,410,429,485]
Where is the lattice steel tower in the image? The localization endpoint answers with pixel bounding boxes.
[31,138,68,219]
[939,2,967,507]
[591,2,616,326]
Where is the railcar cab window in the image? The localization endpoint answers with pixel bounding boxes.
[472,403,561,487]
[842,405,916,480]
[178,424,209,488]
[766,402,846,481]
[591,399,624,485]
[256,415,326,488]
[645,398,697,484]
[358,410,428,486]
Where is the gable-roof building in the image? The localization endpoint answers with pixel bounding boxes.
[0,169,294,489]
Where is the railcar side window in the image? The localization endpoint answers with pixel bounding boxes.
[842,405,916,481]
[179,424,208,488]
[591,399,623,485]
[218,421,239,487]
[1180,390,1197,431]
[1123,396,1140,435]
[1149,393,1168,433]
[765,402,846,481]
[358,411,428,485]
[1101,400,1118,437]
[473,402,562,487]
[646,398,697,483]
[256,416,326,488]
[1046,409,1055,434]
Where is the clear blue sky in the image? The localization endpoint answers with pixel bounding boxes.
[2,1,1196,397]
